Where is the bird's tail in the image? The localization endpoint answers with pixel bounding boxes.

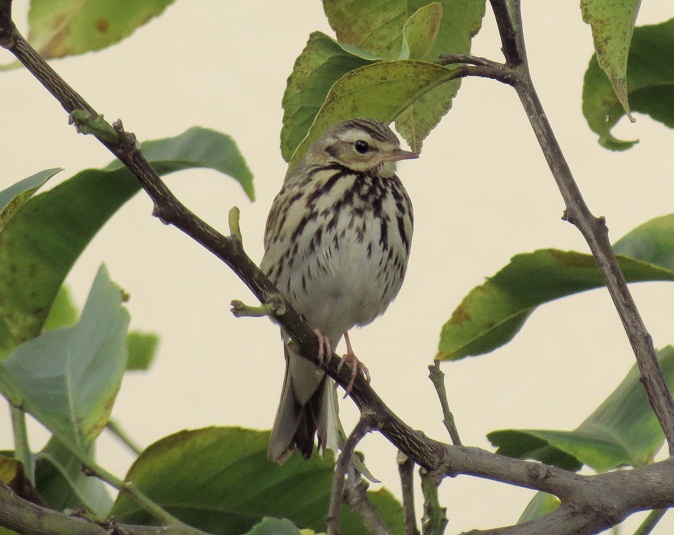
[267,343,340,463]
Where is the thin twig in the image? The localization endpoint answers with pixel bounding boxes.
[420,469,447,535]
[436,53,503,69]
[489,0,674,453]
[489,0,523,66]
[428,362,461,446]
[343,463,391,535]
[328,414,376,535]
[397,452,419,535]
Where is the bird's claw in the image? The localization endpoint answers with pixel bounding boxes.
[313,329,332,364]
[337,352,370,397]
[313,329,370,396]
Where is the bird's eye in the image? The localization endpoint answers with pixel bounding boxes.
[354,140,370,154]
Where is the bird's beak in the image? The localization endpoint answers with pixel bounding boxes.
[383,148,419,162]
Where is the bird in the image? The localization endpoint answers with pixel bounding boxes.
[261,118,417,463]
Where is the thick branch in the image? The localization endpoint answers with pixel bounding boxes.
[0,482,208,535]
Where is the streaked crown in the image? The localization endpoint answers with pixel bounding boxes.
[305,118,417,178]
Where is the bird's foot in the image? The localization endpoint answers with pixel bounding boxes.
[337,331,371,396]
[313,328,332,364]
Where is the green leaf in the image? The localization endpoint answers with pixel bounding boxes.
[0,454,22,485]
[0,169,60,231]
[27,0,174,60]
[289,61,455,167]
[581,0,640,118]
[281,32,374,162]
[612,213,674,267]
[244,518,302,535]
[323,0,484,61]
[43,286,79,332]
[323,0,410,60]
[437,249,674,360]
[396,0,485,152]
[400,3,443,61]
[0,127,252,345]
[394,78,458,154]
[111,127,255,201]
[582,18,674,150]
[111,427,404,535]
[489,346,674,472]
[43,287,157,371]
[1,265,129,452]
[439,213,674,360]
[35,437,112,517]
[126,331,159,371]
[0,170,61,359]
[517,493,560,524]
[317,1,485,153]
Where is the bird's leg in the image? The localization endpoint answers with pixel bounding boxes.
[337,331,371,395]
[313,328,332,363]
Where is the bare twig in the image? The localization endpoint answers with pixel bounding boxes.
[328,414,376,535]
[436,53,503,69]
[397,452,419,535]
[343,464,391,535]
[489,0,524,66]
[428,362,461,446]
[488,0,674,452]
[420,469,447,535]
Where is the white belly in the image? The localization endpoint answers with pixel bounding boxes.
[261,172,413,346]
[281,209,409,344]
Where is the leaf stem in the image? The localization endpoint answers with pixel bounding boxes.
[10,406,34,483]
[82,460,208,532]
[106,419,142,456]
[632,508,667,535]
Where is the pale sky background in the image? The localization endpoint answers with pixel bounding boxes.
[1,2,674,533]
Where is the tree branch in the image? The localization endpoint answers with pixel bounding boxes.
[328,414,377,535]
[488,0,674,452]
[0,482,208,535]
[428,361,461,446]
[342,465,392,535]
[420,468,447,535]
[397,452,419,535]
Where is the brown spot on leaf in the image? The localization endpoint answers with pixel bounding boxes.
[96,19,109,33]
[450,303,472,324]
